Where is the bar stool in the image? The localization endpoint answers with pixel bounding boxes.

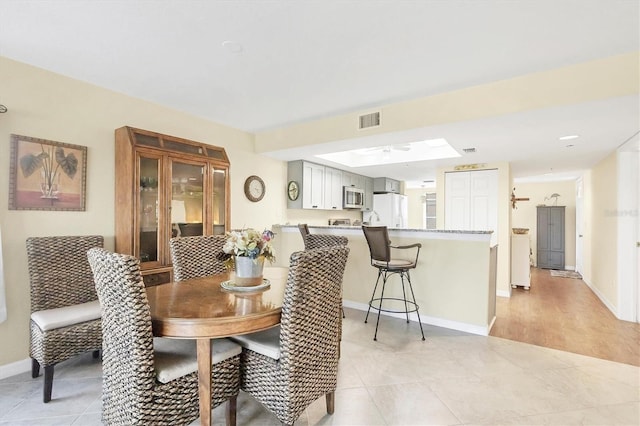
[362,226,425,341]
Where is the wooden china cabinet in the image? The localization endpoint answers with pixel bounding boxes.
[115,127,230,286]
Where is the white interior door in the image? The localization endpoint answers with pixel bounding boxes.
[445,172,470,230]
[616,135,639,322]
[575,177,584,275]
[445,170,498,245]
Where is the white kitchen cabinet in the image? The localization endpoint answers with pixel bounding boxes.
[302,162,325,209]
[287,160,344,210]
[324,167,343,210]
[511,234,531,289]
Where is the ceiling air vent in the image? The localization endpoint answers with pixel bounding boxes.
[358,111,381,130]
[463,147,476,153]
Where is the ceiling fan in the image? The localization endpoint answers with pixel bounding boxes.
[363,143,411,153]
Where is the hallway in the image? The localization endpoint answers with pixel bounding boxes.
[490,267,640,366]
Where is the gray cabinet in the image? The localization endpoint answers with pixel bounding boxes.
[362,177,374,212]
[373,177,401,193]
[537,206,565,269]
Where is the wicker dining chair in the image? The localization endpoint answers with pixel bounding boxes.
[233,246,350,426]
[297,223,310,246]
[302,234,349,319]
[26,235,104,403]
[303,234,348,250]
[87,248,241,426]
[169,235,228,281]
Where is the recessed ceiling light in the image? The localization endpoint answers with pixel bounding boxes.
[559,135,579,141]
[566,144,575,148]
[222,40,243,54]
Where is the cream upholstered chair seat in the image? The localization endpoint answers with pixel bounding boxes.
[153,338,240,384]
[230,326,281,360]
[30,300,101,332]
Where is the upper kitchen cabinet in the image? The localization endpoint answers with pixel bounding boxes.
[115,127,230,286]
[373,177,401,193]
[324,167,343,210]
[362,176,374,212]
[287,160,342,210]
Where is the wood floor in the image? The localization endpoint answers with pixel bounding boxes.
[490,267,640,366]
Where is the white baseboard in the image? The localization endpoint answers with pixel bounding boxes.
[496,289,511,298]
[0,357,31,380]
[488,315,497,332]
[342,300,491,336]
[565,265,576,271]
[582,278,619,319]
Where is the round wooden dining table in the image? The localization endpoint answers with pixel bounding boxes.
[146,267,288,426]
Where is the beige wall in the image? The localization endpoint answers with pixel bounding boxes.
[405,188,433,229]
[588,151,619,309]
[0,57,289,367]
[511,180,577,268]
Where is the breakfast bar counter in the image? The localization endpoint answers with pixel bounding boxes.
[271,224,497,335]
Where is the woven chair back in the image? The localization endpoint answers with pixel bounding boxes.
[26,235,104,312]
[303,234,348,250]
[87,248,157,424]
[169,235,227,281]
[278,246,349,379]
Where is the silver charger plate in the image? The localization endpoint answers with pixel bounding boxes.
[221,278,270,292]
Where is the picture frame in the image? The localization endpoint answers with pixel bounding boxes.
[9,134,87,211]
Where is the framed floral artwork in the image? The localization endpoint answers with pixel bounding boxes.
[9,134,87,211]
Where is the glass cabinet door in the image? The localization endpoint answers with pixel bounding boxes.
[211,166,227,235]
[138,156,160,265]
[170,160,205,238]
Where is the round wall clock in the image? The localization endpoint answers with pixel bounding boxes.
[287,181,299,201]
[244,175,265,202]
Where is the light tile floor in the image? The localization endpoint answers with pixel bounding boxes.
[1,308,638,425]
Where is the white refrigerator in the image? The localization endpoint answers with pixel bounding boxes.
[368,193,408,228]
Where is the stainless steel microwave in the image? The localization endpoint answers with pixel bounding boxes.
[343,186,365,209]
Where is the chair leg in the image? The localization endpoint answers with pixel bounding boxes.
[31,358,40,378]
[373,272,388,341]
[225,395,237,426]
[326,392,335,414]
[365,269,383,324]
[43,365,54,403]
[406,273,426,341]
[400,272,410,323]
[92,350,100,359]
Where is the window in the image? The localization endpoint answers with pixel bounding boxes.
[424,192,436,230]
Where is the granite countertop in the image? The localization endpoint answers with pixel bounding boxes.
[273,224,493,234]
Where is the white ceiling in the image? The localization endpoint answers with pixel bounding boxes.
[1,0,638,186]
